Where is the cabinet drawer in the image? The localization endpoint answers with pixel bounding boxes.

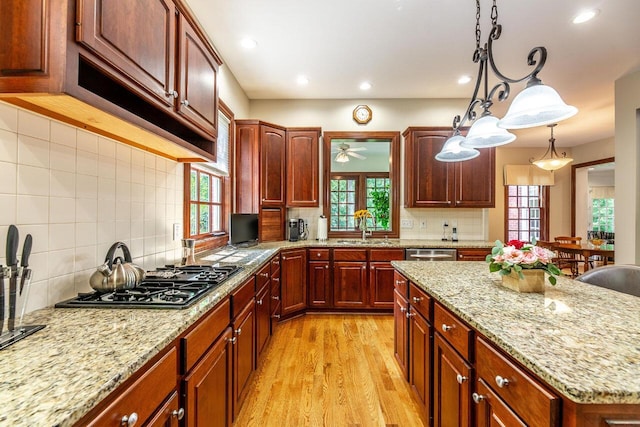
[434,302,473,361]
[87,347,178,427]
[182,298,231,373]
[256,263,271,290]
[369,248,405,261]
[333,248,367,261]
[309,248,330,260]
[457,248,491,261]
[393,270,408,298]
[476,336,560,427]
[232,277,256,319]
[409,283,432,320]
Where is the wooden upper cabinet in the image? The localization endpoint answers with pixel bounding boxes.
[403,127,495,208]
[0,0,68,92]
[76,0,177,110]
[286,128,320,207]
[235,122,261,214]
[176,11,220,141]
[260,124,286,206]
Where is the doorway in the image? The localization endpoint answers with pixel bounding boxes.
[571,157,615,241]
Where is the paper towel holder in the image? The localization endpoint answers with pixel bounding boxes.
[317,215,328,242]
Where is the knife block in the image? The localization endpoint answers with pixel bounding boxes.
[0,266,43,350]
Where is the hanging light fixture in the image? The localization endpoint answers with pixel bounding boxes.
[436,0,577,161]
[435,132,480,162]
[335,151,350,163]
[531,124,573,171]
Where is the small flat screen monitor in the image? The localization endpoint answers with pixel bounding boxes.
[230,213,259,247]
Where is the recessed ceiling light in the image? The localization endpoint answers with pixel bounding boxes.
[573,9,599,24]
[359,81,372,91]
[458,75,472,84]
[240,37,258,49]
[297,75,309,85]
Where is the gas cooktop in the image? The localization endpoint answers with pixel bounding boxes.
[55,264,242,309]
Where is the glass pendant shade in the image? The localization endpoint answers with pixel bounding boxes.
[532,156,573,171]
[335,151,349,162]
[460,115,516,148]
[497,83,578,129]
[435,134,480,162]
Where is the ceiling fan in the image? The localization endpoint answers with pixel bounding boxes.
[333,143,367,162]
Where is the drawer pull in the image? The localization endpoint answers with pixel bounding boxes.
[325,265,328,269]
[412,296,422,303]
[395,280,405,285]
[271,314,281,319]
[228,337,237,344]
[472,393,485,404]
[256,299,263,305]
[317,253,322,257]
[260,272,269,278]
[456,374,468,384]
[495,375,510,388]
[235,328,242,336]
[406,311,416,318]
[271,295,280,300]
[400,307,406,313]
[172,408,185,420]
[441,324,454,332]
[121,412,138,426]
[273,277,280,282]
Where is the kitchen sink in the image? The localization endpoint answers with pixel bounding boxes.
[335,239,394,245]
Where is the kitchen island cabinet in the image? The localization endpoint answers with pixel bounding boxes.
[392,261,640,427]
[280,248,308,316]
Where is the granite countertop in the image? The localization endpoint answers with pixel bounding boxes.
[242,238,496,249]
[392,261,640,405]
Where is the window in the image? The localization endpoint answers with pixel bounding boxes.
[505,185,549,242]
[329,173,390,231]
[591,198,614,232]
[183,100,233,249]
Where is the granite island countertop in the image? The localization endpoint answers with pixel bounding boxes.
[392,261,640,405]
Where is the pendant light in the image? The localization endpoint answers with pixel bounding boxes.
[335,151,350,163]
[531,124,573,171]
[435,132,480,162]
[436,0,577,161]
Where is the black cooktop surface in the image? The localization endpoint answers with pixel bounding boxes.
[55,264,241,309]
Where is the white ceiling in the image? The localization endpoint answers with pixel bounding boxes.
[184,0,640,148]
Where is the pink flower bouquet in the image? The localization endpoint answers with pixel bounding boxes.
[486,239,562,285]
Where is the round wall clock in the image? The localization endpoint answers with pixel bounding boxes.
[353,105,372,124]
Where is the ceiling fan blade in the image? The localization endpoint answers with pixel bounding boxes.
[347,147,367,152]
[348,152,366,159]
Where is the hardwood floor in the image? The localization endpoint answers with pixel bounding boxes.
[233,314,425,427]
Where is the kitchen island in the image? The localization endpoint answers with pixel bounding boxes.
[392,260,640,425]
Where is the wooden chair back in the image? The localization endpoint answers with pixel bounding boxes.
[554,236,582,245]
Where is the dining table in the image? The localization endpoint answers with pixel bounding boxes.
[555,243,615,272]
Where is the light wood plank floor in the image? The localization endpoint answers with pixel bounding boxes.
[234,314,426,427]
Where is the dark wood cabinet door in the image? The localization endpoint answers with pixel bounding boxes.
[404,128,454,208]
[146,391,181,427]
[474,379,526,427]
[232,301,256,418]
[255,283,271,361]
[235,122,261,214]
[260,124,286,206]
[433,334,473,427]
[0,0,67,92]
[280,249,307,315]
[176,12,220,141]
[410,309,432,416]
[454,147,495,208]
[183,328,233,427]
[369,261,396,309]
[333,261,368,308]
[259,207,285,242]
[286,128,320,207]
[308,261,331,308]
[76,0,177,109]
[394,289,409,380]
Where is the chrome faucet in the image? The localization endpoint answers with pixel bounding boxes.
[362,228,372,241]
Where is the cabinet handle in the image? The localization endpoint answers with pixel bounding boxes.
[282,257,287,260]
[412,296,421,303]
[395,280,405,285]
[171,408,185,420]
[235,328,242,336]
[260,272,269,278]
[406,311,415,318]
[495,375,510,388]
[400,307,406,313]
[228,336,237,344]
[274,260,280,265]
[271,295,280,300]
[317,253,322,257]
[271,314,281,319]
[441,324,453,332]
[165,90,178,98]
[181,99,189,107]
[257,299,263,305]
[472,393,485,404]
[456,374,468,384]
[121,413,138,426]
[273,277,280,282]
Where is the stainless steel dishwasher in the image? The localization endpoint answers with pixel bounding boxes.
[405,248,457,261]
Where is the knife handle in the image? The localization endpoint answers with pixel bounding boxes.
[21,234,32,268]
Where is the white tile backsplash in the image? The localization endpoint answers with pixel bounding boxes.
[0,101,184,313]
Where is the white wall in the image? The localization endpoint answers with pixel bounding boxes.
[614,70,640,264]
[0,101,184,312]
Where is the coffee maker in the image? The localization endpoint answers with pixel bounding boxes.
[288,219,306,242]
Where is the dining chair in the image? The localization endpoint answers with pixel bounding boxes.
[553,236,585,278]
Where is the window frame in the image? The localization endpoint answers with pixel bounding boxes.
[182,100,234,251]
[329,172,390,231]
[503,185,550,242]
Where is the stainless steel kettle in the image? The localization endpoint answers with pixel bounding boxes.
[89,242,145,292]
